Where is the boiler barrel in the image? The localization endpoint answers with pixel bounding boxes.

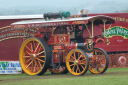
[65,43,85,51]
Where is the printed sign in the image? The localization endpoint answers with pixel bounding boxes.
[0,61,22,74]
[104,26,128,39]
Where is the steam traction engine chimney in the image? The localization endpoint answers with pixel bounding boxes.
[80,9,89,17]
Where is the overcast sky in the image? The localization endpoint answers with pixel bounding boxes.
[0,0,127,8]
[0,0,128,15]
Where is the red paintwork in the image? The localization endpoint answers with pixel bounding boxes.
[0,17,43,60]
[83,25,102,38]
[88,13,128,52]
[70,13,128,52]
[0,12,128,61]
[0,38,23,60]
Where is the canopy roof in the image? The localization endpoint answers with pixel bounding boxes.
[11,15,115,28]
[0,15,43,20]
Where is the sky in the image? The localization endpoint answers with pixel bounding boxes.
[0,0,126,8]
[0,0,128,15]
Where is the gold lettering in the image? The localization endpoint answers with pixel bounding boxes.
[14,25,25,28]
[72,21,85,24]
[114,17,126,22]
[126,19,128,22]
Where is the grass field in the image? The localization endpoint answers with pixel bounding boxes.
[0,68,128,85]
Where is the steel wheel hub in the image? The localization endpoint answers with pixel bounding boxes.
[30,53,37,61]
[74,60,79,65]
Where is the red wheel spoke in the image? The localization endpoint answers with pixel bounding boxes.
[26,51,31,55]
[70,56,75,60]
[26,59,31,63]
[36,58,44,63]
[38,45,43,53]
[34,61,37,72]
[73,51,76,60]
[79,62,86,65]
[35,61,39,70]
[78,65,81,73]
[33,41,36,50]
[78,54,84,60]
[37,51,44,55]
[79,64,85,69]
[26,61,32,69]
[38,56,45,58]
[23,56,30,58]
[38,46,42,52]
[31,43,34,52]
[26,46,32,52]
[35,43,40,52]
[80,59,86,62]
[71,65,75,72]
[68,59,75,62]
[70,64,75,67]
[31,60,33,70]
[78,52,80,59]
[38,60,42,68]
[38,46,43,52]
[76,65,78,73]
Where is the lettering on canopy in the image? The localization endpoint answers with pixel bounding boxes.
[12,20,88,28]
[72,21,85,24]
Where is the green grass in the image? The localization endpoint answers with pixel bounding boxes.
[106,67,128,72]
[0,68,128,85]
[5,76,128,85]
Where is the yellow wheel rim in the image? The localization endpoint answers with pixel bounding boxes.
[19,38,46,75]
[89,48,107,74]
[66,49,88,75]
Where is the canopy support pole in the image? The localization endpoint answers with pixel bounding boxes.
[91,19,94,38]
[103,19,107,37]
[85,24,91,37]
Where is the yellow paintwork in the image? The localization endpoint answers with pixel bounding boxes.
[88,49,106,74]
[19,38,45,75]
[66,49,87,75]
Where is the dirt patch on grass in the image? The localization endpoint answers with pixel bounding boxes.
[0,71,128,84]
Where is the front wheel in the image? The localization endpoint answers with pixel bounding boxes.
[19,37,51,75]
[66,49,89,75]
[89,48,109,74]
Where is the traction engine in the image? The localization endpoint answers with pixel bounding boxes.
[11,11,115,75]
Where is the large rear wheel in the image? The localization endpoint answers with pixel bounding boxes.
[19,37,51,75]
[89,48,109,74]
[66,49,89,75]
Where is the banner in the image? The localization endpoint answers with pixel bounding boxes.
[104,26,128,39]
[0,61,22,74]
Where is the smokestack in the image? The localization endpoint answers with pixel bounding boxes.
[80,9,89,17]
